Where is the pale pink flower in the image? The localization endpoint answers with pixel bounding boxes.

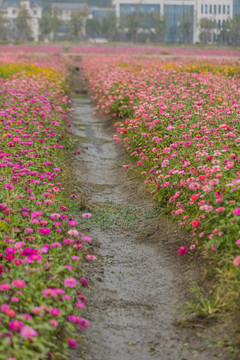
[49,319,58,327]
[86,255,97,261]
[64,277,77,288]
[20,326,38,338]
[82,213,92,218]
[215,207,225,213]
[233,256,240,267]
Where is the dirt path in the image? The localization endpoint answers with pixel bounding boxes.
[69,88,230,360]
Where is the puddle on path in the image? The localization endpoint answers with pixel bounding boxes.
[70,95,228,360]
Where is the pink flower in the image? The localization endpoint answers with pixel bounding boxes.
[49,319,58,327]
[20,326,38,338]
[82,236,92,242]
[64,277,77,288]
[67,339,78,348]
[0,283,11,291]
[52,242,62,248]
[68,220,77,226]
[236,239,240,246]
[12,279,26,288]
[42,288,57,297]
[233,209,240,216]
[49,308,61,317]
[76,302,84,308]
[178,246,188,256]
[1,304,10,312]
[211,244,217,251]
[25,228,33,234]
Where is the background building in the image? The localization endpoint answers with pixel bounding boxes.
[113,0,240,42]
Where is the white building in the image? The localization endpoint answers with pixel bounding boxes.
[0,0,42,41]
[113,0,240,42]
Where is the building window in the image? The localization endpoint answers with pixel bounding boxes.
[214,4,217,13]
[12,9,16,15]
[218,5,221,13]
[33,9,37,15]
[223,5,226,14]
[205,4,208,13]
[227,5,230,14]
[209,4,212,13]
[218,19,221,27]
[201,4,203,14]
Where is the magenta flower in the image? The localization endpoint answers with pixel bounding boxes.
[9,320,23,332]
[20,326,38,338]
[178,246,188,256]
[68,315,78,322]
[77,318,89,329]
[4,184,15,190]
[233,209,240,216]
[80,277,89,287]
[67,339,78,348]
[39,228,51,235]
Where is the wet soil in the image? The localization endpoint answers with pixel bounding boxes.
[69,77,234,360]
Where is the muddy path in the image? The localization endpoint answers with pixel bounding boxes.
[69,76,232,360]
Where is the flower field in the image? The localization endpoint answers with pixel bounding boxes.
[0,54,92,359]
[82,56,240,310]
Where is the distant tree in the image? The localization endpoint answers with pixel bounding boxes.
[86,18,100,38]
[100,13,117,41]
[152,13,166,42]
[199,17,216,43]
[49,8,63,41]
[15,5,31,41]
[39,11,52,39]
[0,13,8,40]
[69,9,87,40]
[228,14,240,45]
[179,10,193,43]
[217,19,231,44]
[125,11,142,42]
[118,15,127,42]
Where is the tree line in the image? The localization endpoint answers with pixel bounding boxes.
[0,6,240,45]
